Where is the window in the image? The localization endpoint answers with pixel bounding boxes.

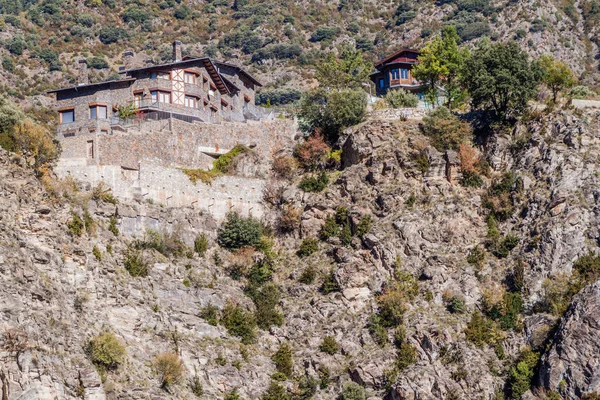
[184,72,197,84]
[391,69,400,80]
[184,95,197,108]
[134,92,143,107]
[379,78,385,88]
[151,90,171,104]
[151,71,171,80]
[89,105,107,119]
[100,129,108,135]
[87,140,94,159]
[401,69,409,79]
[59,109,75,124]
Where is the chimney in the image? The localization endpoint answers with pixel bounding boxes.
[78,59,88,86]
[123,51,134,70]
[173,41,182,62]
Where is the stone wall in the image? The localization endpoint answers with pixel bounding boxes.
[368,108,427,121]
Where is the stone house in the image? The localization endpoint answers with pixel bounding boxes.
[49,41,265,139]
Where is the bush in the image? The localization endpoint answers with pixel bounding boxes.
[272,156,298,179]
[217,212,263,250]
[342,382,366,400]
[92,246,102,261]
[460,170,484,187]
[272,342,293,378]
[214,145,249,174]
[121,5,151,24]
[154,352,184,388]
[368,315,388,347]
[320,215,339,240]
[297,237,319,257]
[573,251,600,283]
[262,382,290,400]
[377,289,407,327]
[98,26,127,44]
[199,303,219,326]
[299,265,317,284]
[311,26,340,42]
[294,133,331,169]
[246,282,283,330]
[221,301,257,344]
[420,106,473,151]
[447,295,467,314]
[464,311,503,347]
[88,331,126,371]
[124,246,149,277]
[299,171,329,192]
[385,89,419,108]
[86,56,108,70]
[320,336,339,355]
[194,233,209,256]
[396,342,417,371]
[570,85,596,99]
[225,388,242,400]
[279,205,301,232]
[355,215,372,237]
[467,245,485,267]
[108,216,119,236]
[256,88,302,106]
[508,348,539,399]
[321,269,340,294]
[68,213,84,236]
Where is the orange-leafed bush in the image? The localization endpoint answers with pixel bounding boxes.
[294,132,330,169]
[458,143,479,173]
[272,156,298,179]
[279,205,301,232]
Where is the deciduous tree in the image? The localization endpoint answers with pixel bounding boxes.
[539,54,576,103]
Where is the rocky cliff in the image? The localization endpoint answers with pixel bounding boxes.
[2,108,600,400]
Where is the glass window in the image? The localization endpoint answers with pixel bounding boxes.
[98,105,107,119]
[90,106,97,119]
[134,93,142,107]
[379,78,385,88]
[184,95,197,108]
[158,91,170,103]
[90,105,107,119]
[391,69,399,80]
[60,109,75,124]
[152,71,170,80]
[184,72,196,84]
[401,69,409,79]
[151,91,158,103]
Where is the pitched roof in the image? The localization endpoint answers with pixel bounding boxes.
[47,78,136,94]
[120,57,230,95]
[213,61,262,87]
[374,48,420,68]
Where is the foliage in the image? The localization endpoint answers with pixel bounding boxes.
[134,229,188,257]
[225,388,242,400]
[341,382,366,400]
[98,25,128,44]
[246,282,284,330]
[262,382,290,400]
[311,26,340,42]
[464,311,504,347]
[123,246,149,277]
[299,171,330,192]
[256,88,302,106]
[92,245,102,261]
[319,336,339,355]
[413,26,469,108]
[199,303,219,326]
[320,214,339,240]
[194,233,209,256]
[108,216,119,236]
[88,331,126,373]
[214,145,249,173]
[396,342,417,371]
[461,41,542,120]
[447,295,467,314]
[217,212,263,250]
[355,215,372,237]
[539,55,576,103]
[376,289,407,328]
[298,89,367,141]
[272,342,293,378]
[1,118,58,169]
[508,348,540,399]
[570,85,596,99]
[154,352,184,389]
[321,269,341,294]
[294,133,331,169]
[315,46,372,90]
[86,56,109,69]
[460,170,484,187]
[279,205,301,232]
[299,265,317,284]
[221,301,257,344]
[467,245,485,268]
[68,213,84,236]
[573,251,600,283]
[385,89,419,108]
[297,237,319,257]
[420,106,473,151]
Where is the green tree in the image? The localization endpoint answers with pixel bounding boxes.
[272,343,293,378]
[460,41,542,120]
[412,26,469,108]
[315,46,373,90]
[539,54,577,103]
[217,212,263,250]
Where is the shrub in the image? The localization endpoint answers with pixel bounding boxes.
[221,301,257,344]
[108,216,119,236]
[377,289,407,327]
[121,5,151,24]
[279,205,301,232]
[135,229,188,257]
[217,212,263,250]
[98,25,127,44]
[368,315,388,347]
[68,213,84,236]
[189,371,204,396]
[87,56,108,70]
[385,89,419,108]
[256,88,302,106]
[246,282,283,330]
[396,342,417,371]
[464,311,503,347]
[214,145,249,174]
[88,332,126,371]
[272,342,293,378]
[461,170,484,187]
[297,237,319,257]
[342,382,366,400]
[320,336,339,355]
[154,352,184,388]
[299,265,317,284]
[262,382,290,400]
[299,171,329,192]
[272,156,298,179]
[311,26,340,42]
[320,215,339,240]
[225,388,242,400]
[124,246,149,277]
[467,245,485,267]
[570,85,596,99]
[355,215,372,237]
[447,295,467,314]
[194,234,209,256]
[321,269,340,294]
[199,303,219,326]
[294,133,331,169]
[508,348,539,399]
[92,246,102,261]
[573,251,600,283]
[420,107,473,151]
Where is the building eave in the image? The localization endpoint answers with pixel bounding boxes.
[374,47,420,68]
[47,78,136,95]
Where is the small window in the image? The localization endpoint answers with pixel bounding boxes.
[89,105,107,119]
[134,93,143,107]
[158,91,170,103]
[151,71,171,80]
[379,79,385,88]
[184,72,197,84]
[401,69,409,79]
[59,109,75,124]
[86,140,94,159]
[151,91,158,103]
[184,95,197,108]
[391,69,399,80]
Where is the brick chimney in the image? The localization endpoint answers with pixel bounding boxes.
[78,59,88,86]
[123,51,134,70]
[172,40,182,62]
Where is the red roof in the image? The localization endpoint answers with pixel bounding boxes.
[375,48,420,68]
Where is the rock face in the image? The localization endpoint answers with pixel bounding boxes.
[538,280,600,398]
